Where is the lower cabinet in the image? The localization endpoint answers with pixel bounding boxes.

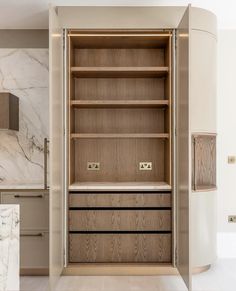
[69,192,172,264]
[20,230,49,275]
[0,191,49,275]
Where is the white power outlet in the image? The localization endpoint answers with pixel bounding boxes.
[228,215,236,223]
[87,162,100,171]
[139,162,152,171]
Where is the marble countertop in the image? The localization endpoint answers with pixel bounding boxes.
[0,205,19,291]
[0,183,48,190]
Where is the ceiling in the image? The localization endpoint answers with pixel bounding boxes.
[0,0,235,29]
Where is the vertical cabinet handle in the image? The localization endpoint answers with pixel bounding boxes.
[193,136,197,191]
[44,138,49,190]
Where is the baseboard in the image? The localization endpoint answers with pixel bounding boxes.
[63,263,178,276]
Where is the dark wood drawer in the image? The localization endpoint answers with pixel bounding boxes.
[69,192,171,208]
[69,210,171,231]
[69,233,171,263]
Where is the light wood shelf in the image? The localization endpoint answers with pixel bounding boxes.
[71,66,169,78]
[70,133,169,139]
[71,100,169,108]
[69,182,172,191]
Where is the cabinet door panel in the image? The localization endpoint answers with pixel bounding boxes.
[20,231,49,271]
[1,192,49,230]
[176,5,191,290]
[49,5,64,284]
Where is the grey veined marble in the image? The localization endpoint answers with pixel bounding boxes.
[0,205,19,291]
[0,49,49,185]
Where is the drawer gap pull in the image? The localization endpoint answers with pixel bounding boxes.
[20,233,44,237]
[14,194,44,198]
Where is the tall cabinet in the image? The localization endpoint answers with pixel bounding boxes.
[49,5,217,291]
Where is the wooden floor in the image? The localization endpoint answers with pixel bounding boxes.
[20,259,236,291]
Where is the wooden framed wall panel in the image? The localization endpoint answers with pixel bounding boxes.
[74,48,166,67]
[73,138,166,183]
[74,78,166,101]
[74,108,166,134]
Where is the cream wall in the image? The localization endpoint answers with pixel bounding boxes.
[217,30,236,257]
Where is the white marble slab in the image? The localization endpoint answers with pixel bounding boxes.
[0,49,49,186]
[0,205,19,291]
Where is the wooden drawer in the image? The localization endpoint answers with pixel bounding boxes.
[69,210,171,231]
[69,192,171,208]
[20,230,49,269]
[69,233,171,263]
[1,191,49,230]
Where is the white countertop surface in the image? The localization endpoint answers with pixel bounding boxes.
[0,183,48,190]
[69,182,172,191]
[0,204,19,291]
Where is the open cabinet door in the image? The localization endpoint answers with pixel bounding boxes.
[176,5,192,291]
[49,5,64,289]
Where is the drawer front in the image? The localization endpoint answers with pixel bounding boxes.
[1,192,49,230]
[69,210,171,231]
[69,233,171,263]
[20,231,49,268]
[69,192,171,208]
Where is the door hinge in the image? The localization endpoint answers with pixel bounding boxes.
[63,247,66,265]
[175,128,177,137]
[174,30,178,49]
[175,246,178,265]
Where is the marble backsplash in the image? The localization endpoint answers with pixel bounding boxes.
[0,49,49,185]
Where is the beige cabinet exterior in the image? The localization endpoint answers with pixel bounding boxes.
[1,191,49,274]
[49,6,217,291]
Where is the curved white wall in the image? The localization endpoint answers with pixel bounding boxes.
[192,192,217,267]
[190,19,217,268]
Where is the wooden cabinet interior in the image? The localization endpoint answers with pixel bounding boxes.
[192,134,217,191]
[67,30,173,264]
[68,30,172,189]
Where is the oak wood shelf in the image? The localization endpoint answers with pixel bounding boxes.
[71,100,169,108]
[70,133,169,139]
[71,66,169,78]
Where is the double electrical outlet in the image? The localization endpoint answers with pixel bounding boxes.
[228,215,236,223]
[87,161,153,171]
[87,162,100,171]
[139,162,152,171]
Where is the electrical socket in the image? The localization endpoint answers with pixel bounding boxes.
[139,162,152,171]
[87,162,100,171]
[228,156,236,164]
[228,215,236,223]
